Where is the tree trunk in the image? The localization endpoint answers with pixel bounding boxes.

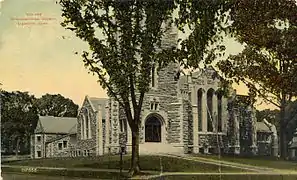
[128,125,140,177]
[279,99,288,159]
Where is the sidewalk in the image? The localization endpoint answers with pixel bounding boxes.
[158,153,297,174]
[158,153,274,172]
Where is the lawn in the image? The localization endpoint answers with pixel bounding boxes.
[193,154,297,171]
[2,155,246,173]
[150,174,297,180]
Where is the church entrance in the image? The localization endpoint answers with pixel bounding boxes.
[145,116,161,142]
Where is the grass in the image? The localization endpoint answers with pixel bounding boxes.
[2,166,126,179]
[193,154,297,171]
[150,174,297,180]
[2,155,246,173]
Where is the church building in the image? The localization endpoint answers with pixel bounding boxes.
[31,22,278,159]
[75,64,278,156]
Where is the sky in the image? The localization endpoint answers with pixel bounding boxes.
[0,0,276,110]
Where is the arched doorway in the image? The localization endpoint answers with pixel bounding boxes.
[145,116,162,142]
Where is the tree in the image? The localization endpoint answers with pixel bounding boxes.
[35,94,79,117]
[59,0,230,176]
[218,0,297,158]
[256,109,280,131]
[284,101,297,144]
[1,91,38,156]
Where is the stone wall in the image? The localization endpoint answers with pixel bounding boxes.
[109,98,120,154]
[257,131,273,156]
[32,134,44,158]
[45,134,77,158]
[198,134,228,153]
[258,142,272,156]
[182,99,192,153]
[77,98,98,156]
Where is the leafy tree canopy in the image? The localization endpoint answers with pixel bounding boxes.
[1,90,39,155]
[218,0,297,107]
[59,0,231,176]
[1,90,78,155]
[35,93,79,117]
[217,0,297,158]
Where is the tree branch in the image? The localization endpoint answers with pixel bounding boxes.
[241,79,281,108]
[86,59,125,108]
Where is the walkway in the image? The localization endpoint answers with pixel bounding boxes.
[158,153,297,174]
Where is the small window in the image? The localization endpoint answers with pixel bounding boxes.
[63,141,68,148]
[37,151,41,157]
[154,103,158,110]
[37,136,41,142]
[150,103,154,110]
[208,148,215,154]
[58,143,63,150]
[87,150,90,156]
[78,150,81,156]
[84,150,87,156]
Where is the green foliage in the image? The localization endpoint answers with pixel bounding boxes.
[59,0,231,114]
[218,0,297,106]
[35,94,79,117]
[256,109,280,132]
[217,0,297,158]
[1,90,39,154]
[1,90,78,154]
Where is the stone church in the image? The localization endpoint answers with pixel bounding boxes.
[31,23,278,159]
[73,64,278,157]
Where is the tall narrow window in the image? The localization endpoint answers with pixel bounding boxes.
[63,141,68,148]
[124,120,128,133]
[217,91,223,132]
[85,111,89,139]
[197,88,203,131]
[207,89,214,132]
[37,135,41,142]
[81,115,85,139]
[120,119,123,132]
[151,64,155,87]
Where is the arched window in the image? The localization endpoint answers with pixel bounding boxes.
[197,88,203,131]
[145,116,161,142]
[85,110,89,139]
[207,89,214,132]
[83,108,91,139]
[81,114,85,139]
[217,91,223,132]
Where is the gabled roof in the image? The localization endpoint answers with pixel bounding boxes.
[256,121,272,133]
[84,96,108,119]
[38,116,77,134]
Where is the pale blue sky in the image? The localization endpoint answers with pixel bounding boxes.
[0,0,275,110]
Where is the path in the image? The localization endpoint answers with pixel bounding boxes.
[157,153,297,173]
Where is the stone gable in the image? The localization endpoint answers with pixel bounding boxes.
[76,97,98,156]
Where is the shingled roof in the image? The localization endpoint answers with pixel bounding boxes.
[38,116,77,134]
[256,121,272,133]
